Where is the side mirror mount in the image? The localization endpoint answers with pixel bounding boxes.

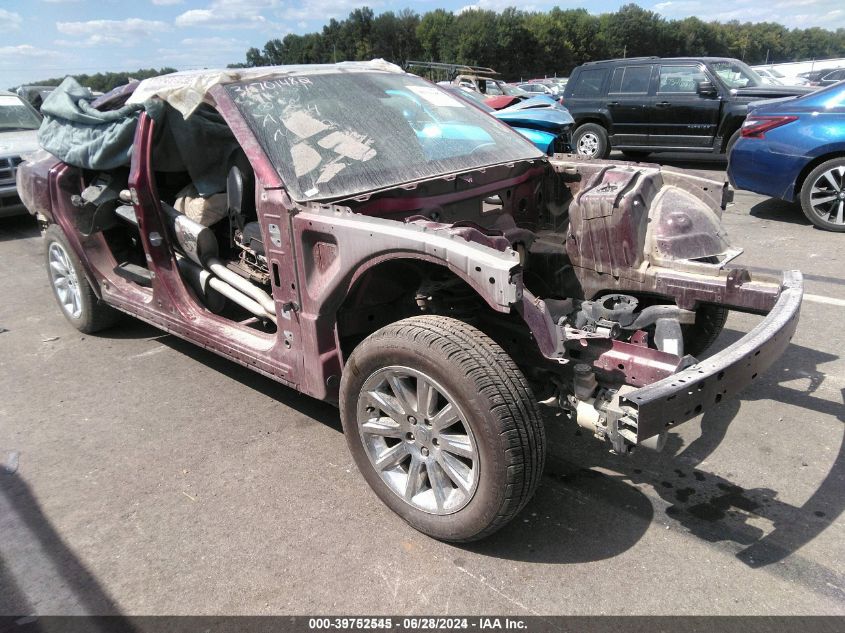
[697,80,717,97]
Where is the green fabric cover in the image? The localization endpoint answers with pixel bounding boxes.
[38,76,240,196]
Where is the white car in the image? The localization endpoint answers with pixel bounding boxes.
[1,91,41,217]
[753,67,810,87]
[517,82,556,95]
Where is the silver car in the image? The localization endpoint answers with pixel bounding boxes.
[1,91,41,217]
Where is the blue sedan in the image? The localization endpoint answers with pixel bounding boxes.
[728,82,845,231]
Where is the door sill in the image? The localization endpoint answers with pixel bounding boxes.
[616,146,716,154]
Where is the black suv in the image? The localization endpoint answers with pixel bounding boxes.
[562,56,814,159]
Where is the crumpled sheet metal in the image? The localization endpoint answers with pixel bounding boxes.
[127,59,405,117]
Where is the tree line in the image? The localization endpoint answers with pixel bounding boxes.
[17,68,177,93]
[237,4,845,80]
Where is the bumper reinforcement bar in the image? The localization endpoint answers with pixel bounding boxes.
[622,270,803,441]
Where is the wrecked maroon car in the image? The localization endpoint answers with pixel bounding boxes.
[17,61,803,542]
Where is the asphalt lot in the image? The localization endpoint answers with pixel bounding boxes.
[1,154,844,616]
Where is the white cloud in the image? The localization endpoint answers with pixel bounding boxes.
[653,1,717,14]
[0,9,23,30]
[457,0,537,13]
[179,36,247,51]
[175,0,278,29]
[153,36,249,69]
[0,45,62,67]
[652,0,845,28]
[281,0,383,22]
[54,36,125,48]
[56,18,170,47]
[0,45,59,60]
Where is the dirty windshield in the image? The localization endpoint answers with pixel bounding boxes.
[225,72,542,201]
[0,95,41,131]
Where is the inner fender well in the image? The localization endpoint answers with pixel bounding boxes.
[337,258,480,358]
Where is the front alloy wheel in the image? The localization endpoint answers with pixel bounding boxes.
[340,315,545,542]
[357,367,479,515]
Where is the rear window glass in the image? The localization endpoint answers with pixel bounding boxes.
[572,69,608,97]
[609,65,652,94]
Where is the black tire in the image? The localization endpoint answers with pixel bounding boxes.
[622,150,650,161]
[44,225,120,333]
[682,304,729,358]
[339,315,546,542]
[799,157,845,232]
[572,123,610,159]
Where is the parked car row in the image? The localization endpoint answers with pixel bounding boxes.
[752,67,810,87]
[516,78,568,97]
[799,67,845,87]
[4,56,843,233]
[543,55,843,231]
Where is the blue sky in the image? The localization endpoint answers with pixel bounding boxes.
[1,0,843,88]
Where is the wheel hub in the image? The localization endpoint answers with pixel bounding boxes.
[578,133,599,156]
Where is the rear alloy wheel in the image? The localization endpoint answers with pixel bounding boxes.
[340,315,545,542]
[800,158,845,232]
[45,225,120,333]
[572,123,610,159]
[48,241,83,320]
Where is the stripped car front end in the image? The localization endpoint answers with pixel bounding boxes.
[314,154,803,454]
[510,158,803,451]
